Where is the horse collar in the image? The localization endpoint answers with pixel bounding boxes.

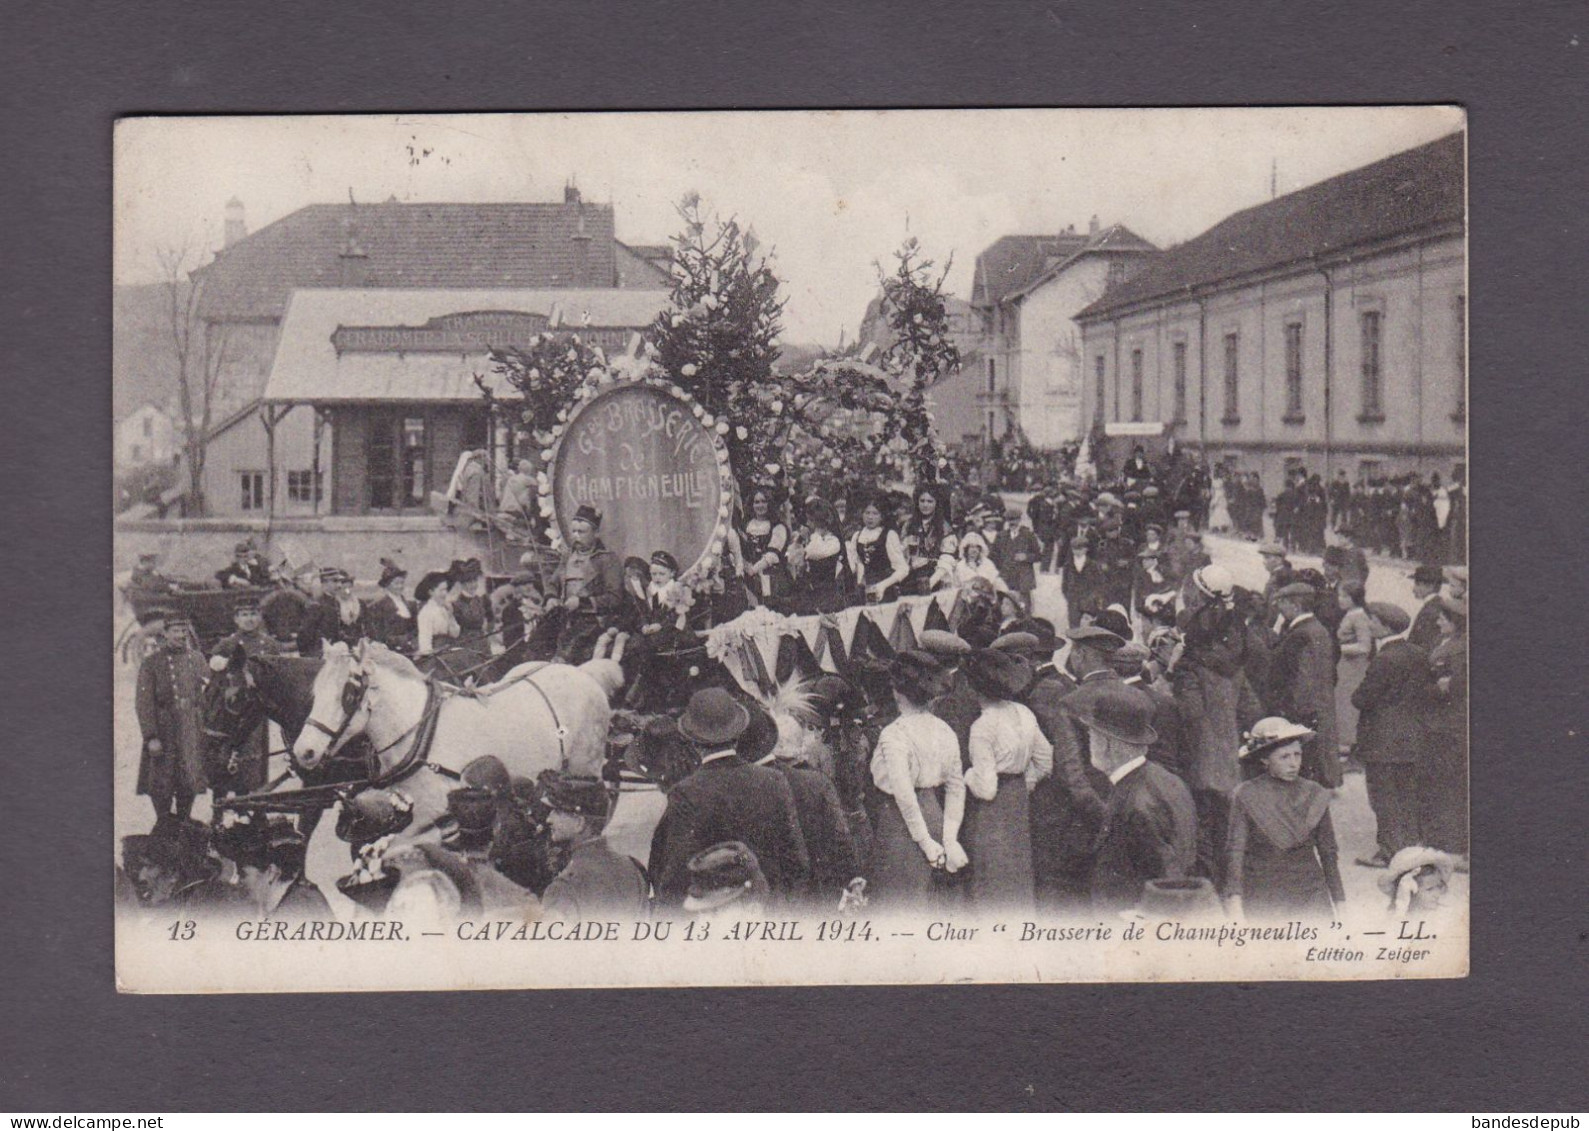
[366,680,445,789]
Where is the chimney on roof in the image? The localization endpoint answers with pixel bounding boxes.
[1088,215,1100,237]
[567,179,595,287]
[223,197,247,248]
[338,215,370,287]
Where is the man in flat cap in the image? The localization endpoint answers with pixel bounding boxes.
[1263,581,1341,787]
[1074,687,1197,913]
[1350,601,1434,867]
[540,774,650,922]
[1061,532,1110,629]
[1026,622,1136,909]
[650,689,810,907]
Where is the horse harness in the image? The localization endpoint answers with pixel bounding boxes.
[308,661,568,788]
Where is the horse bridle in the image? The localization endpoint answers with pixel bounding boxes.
[303,666,370,756]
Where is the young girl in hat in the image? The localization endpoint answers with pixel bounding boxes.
[960,648,1052,910]
[1224,717,1346,921]
[868,651,968,909]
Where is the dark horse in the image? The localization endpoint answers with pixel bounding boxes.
[202,646,371,838]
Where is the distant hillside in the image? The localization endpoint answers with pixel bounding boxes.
[113,282,184,420]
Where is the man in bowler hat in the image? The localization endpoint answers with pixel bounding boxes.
[1407,564,1447,652]
[650,689,811,907]
[1263,581,1342,788]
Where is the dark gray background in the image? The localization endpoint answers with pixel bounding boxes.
[3,0,1584,1111]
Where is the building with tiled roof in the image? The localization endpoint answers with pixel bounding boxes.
[1075,132,1465,491]
[970,219,1159,447]
[181,190,670,516]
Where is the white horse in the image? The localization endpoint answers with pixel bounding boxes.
[293,641,620,834]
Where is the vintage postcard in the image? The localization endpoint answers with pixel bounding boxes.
[112,108,1468,992]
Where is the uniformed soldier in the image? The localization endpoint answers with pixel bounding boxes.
[539,774,650,922]
[135,610,210,831]
[207,596,284,795]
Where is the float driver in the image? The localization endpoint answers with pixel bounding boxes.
[548,503,625,662]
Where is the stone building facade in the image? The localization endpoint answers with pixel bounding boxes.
[1075,132,1466,492]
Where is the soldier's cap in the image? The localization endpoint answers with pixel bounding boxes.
[137,605,175,626]
[683,841,768,913]
[918,629,971,656]
[1065,624,1126,652]
[232,596,261,614]
[1143,523,1164,536]
[989,631,1040,655]
[540,774,611,820]
[1256,542,1287,557]
[1274,581,1318,601]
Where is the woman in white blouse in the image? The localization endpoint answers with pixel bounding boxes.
[796,496,850,613]
[847,497,910,604]
[413,570,460,658]
[868,650,968,908]
[960,648,1053,910]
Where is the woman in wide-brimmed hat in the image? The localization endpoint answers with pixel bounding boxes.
[413,569,461,674]
[956,648,1051,910]
[867,650,967,909]
[1224,717,1346,921]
